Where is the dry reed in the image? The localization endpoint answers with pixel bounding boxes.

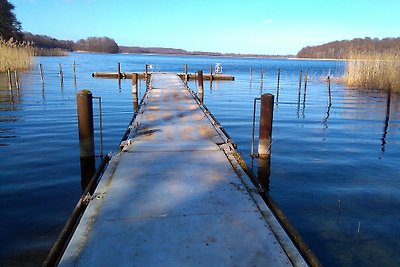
[344,50,400,91]
[0,38,35,73]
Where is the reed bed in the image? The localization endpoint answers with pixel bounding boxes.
[344,50,400,91]
[0,38,35,73]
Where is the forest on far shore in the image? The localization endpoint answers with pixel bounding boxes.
[296,37,400,59]
[21,32,400,59]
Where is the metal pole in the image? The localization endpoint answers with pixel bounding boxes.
[258,93,274,158]
[73,61,76,78]
[198,70,204,103]
[77,90,95,158]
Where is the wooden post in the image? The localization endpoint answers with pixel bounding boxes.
[117,62,121,80]
[209,65,213,82]
[298,70,302,91]
[77,90,95,158]
[39,64,44,85]
[7,68,12,90]
[73,61,77,78]
[59,64,63,85]
[258,93,274,158]
[304,71,308,91]
[277,68,281,89]
[14,70,20,90]
[145,64,149,88]
[183,64,188,83]
[327,76,332,105]
[276,69,280,104]
[198,70,204,103]
[132,73,138,93]
[250,66,253,80]
[261,68,264,81]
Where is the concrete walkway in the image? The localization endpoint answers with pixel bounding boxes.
[59,73,307,266]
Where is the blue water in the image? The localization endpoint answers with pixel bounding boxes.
[0,53,399,266]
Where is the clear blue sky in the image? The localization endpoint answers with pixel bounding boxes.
[12,0,400,55]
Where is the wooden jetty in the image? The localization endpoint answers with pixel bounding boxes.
[92,71,235,81]
[58,73,306,266]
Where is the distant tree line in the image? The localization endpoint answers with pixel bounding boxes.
[22,33,119,53]
[23,32,74,50]
[297,37,400,59]
[74,37,119,53]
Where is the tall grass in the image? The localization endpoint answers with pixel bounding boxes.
[0,38,35,73]
[344,50,400,91]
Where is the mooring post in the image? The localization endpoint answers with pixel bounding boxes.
[276,69,281,104]
[209,65,213,82]
[73,61,77,78]
[132,73,138,93]
[59,64,63,85]
[39,64,44,85]
[304,71,308,91]
[117,62,121,80]
[7,68,12,90]
[261,68,264,81]
[77,90,95,158]
[258,93,274,158]
[257,156,271,191]
[145,64,149,88]
[14,70,20,90]
[183,64,188,83]
[198,70,204,103]
[277,68,281,89]
[250,66,253,80]
[327,76,332,105]
[298,69,303,90]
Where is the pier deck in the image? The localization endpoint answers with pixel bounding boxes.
[59,73,306,266]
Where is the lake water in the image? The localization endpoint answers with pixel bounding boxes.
[0,53,399,266]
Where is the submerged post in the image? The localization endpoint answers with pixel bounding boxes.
[261,68,264,81]
[14,70,20,90]
[59,64,63,85]
[132,73,138,93]
[327,76,332,105]
[7,68,12,90]
[117,62,121,80]
[198,70,204,103]
[277,68,281,89]
[258,93,274,158]
[77,90,95,158]
[298,69,302,90]
[39,64,44,85]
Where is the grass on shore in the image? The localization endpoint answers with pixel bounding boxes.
[0,38,35,73]
[344,50,400,92]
